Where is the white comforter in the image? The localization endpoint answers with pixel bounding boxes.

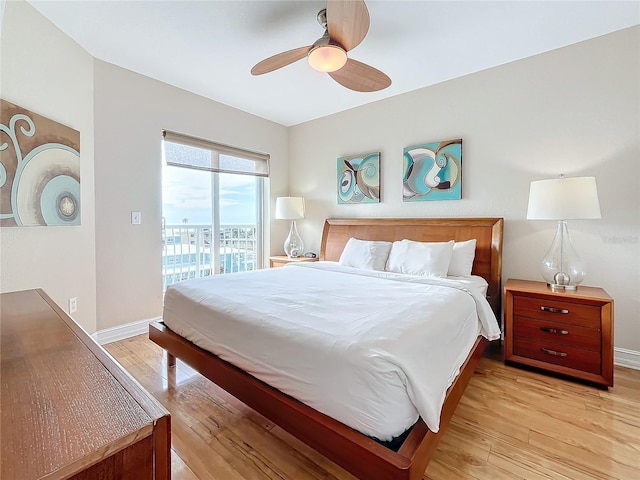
[163,262,500,440]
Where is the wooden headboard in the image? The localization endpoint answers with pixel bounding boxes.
[320,217,504,316]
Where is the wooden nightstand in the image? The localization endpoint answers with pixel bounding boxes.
[269,255,318,268]
[504,279,613,387]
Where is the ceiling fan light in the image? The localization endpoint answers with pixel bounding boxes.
[308,45,347,73]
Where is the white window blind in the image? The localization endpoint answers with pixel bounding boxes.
[163,130,270,177]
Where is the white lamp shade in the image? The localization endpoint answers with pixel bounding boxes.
[527,176,601,220]
[275,197,305,220]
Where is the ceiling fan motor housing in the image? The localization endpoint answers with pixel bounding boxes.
[317,8,328,29]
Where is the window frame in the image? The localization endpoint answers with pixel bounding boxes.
[161,131,268,286]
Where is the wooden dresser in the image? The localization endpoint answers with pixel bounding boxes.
[1,289,171,479]
[504,279,613,387]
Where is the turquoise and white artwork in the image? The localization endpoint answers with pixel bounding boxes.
[1,99,81,226]
[338,152,380,204]
[403,139,462,202]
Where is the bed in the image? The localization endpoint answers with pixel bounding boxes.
[150,217,504,480]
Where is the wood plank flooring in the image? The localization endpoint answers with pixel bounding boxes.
[105,335,640,480]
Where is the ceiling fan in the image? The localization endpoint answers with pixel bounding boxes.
[251,0,391,92]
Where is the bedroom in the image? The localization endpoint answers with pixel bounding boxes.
[1,0,639,479]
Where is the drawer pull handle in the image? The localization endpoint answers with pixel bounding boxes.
[541,347,568,357]
[540,306,569,314]
[540,327,569,335]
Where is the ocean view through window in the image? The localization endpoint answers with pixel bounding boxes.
[162,132,268,292]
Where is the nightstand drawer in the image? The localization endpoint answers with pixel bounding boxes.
[513,317,601,351]
[513,337,601,375]
[513,295,601,328]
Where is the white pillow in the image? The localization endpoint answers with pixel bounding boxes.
[338,238,392,271]
[386,239,454,277]
[448,239,477,277]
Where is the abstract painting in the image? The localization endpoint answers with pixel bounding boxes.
[0,99,80,226]
[338,152,380,204]
[403,138,462,202]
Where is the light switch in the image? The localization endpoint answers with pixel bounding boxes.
[131,211,141,224]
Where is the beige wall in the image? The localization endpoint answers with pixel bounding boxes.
[289,27,640,354]
[93,61,289,330]
[0,0,97,332]
[1,1,289,333]
[2,2,638,359]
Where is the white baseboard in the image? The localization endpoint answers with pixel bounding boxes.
[614,347,640,370]
[92,317,161,345]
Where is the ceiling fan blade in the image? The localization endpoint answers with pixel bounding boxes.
[328,58,391,92]
[251,46,312,75]
[326,0,370,51]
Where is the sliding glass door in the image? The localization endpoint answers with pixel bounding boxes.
[161,134,267,292]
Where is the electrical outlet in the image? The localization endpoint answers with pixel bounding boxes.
[69,297,77,314]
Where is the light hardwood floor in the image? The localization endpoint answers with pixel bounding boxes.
[105,335,640,480]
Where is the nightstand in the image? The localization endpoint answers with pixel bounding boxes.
[269,255,318,268]
[504,279,613,387]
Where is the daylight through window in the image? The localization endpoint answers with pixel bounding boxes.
[161,130,269,291]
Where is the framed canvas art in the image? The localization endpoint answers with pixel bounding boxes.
[337,152,380,204]
[403,139,462,202]
[0,99,80,226]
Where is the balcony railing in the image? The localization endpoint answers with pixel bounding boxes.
[162,224,258,291]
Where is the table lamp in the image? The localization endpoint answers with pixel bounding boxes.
[275,196,305,258]
[526,175,601,290]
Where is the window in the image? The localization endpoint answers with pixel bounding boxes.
[161,131,269,291]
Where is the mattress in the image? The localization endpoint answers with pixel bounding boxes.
[163,262,500,440]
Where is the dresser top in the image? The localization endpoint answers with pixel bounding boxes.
[1,289,166,480]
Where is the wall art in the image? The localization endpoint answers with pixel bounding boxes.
[337,152,380,204]
[403,138,462,202]
[0,99,80,226]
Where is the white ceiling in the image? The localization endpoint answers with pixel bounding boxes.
[28,1,639,127]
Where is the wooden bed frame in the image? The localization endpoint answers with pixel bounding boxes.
[149,217,504,480]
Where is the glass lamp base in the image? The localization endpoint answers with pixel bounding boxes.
[284,220,304,258]
[541,220,586,290]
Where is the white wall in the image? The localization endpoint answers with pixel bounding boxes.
[289,27,640,355]
[2,2,638,359]
[0,0,97,332]
[93,61,289,330]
